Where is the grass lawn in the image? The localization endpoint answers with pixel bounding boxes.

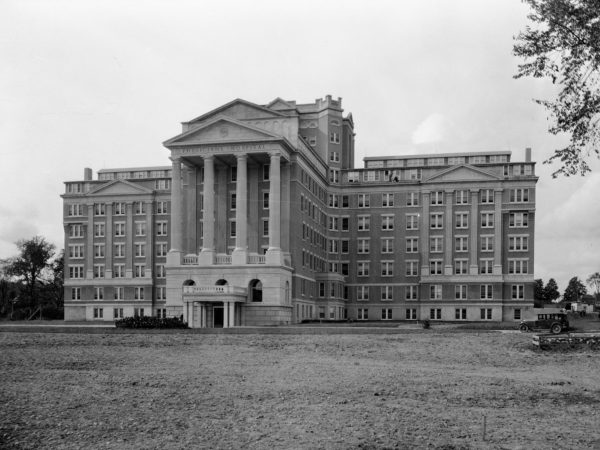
[1,330,599,449]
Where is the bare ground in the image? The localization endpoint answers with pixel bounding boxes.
[1,330,599,450]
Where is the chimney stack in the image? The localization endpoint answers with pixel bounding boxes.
[84,168,93,181]
[525,147,532,162]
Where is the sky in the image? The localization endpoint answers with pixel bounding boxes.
[1,0,599,292]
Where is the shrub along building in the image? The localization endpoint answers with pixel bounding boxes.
[62,96,537,326]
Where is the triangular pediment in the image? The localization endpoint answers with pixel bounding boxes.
[186,99,288,125]
[266,97,296,111]
[88,179,153,196]
[164,116,281,146]
[425,165,502,183]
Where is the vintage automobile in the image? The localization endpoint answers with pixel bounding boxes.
[519,313,569,334]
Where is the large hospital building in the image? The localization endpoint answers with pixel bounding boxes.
[62,96,537,327]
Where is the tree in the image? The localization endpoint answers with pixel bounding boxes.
[534,278,546,306]
[543,278,561,302]
[513,0,600,177]
[586,271,600,298]
[4,236,56,317]
[563,276,587,302]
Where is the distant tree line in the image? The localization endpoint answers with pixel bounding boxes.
[535,273,600,307]
[0,236,63,320]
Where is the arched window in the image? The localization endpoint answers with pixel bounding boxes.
[249,279,262,302]
[215,279,228,286]
[183,279,196,286]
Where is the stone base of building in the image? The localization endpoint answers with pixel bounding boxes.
[242,304,292,326]
[64,306,86,321]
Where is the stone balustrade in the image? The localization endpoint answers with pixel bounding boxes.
[183,285,247,296]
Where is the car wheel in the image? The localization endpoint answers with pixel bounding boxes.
[551,323,562,334]
[519,324,529,332]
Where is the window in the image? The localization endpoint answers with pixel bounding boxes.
[481,212,494,228]
[480,284,493,300]
[455,190,469,204]
[94,203,105,216]
[134,287,144,300]
[71,287,81,300]
[455,236,468,252]
[94,223,106,238]
[230,166,237,182]
[357,216,370,231]
[358,194,370,208]
[430,236,443,253]
[406,214,419,230]
[510,188,529,203]
[448,156,465,165]
[480,189,494,204]
[509,235,529,251]
[155,179,170,190]
[430,213,444,229]
[430,308,442,320]
[134,243,145,258]
[512,285,525,300]
[357,262,370,277]
[156,264,166,278]
[113,287,124,301]
[341,217,349,231]
[156,242,167,257]
[381,286,393,301]
[156,287,166,301]
[455,308,467,320]
[94,244,105,258]
[329,132,340,144]
[329,169,339,183]
[481,235,494,252]
[509,212,528,228]
[93,264,105,279]
[67,204,83,217]
[470,155,486,164]
[430,260,443,275]
[114,243,125,258]
[328,239,339,254]
[357,238,370,254]
[114,222,125,237]
[135,202,146,215]
[382,193,394,207]
[454,259,468,275]
[381,215,394,231]
[114,202,126,215]
[406,260,419,277]
[508,259,529,274]
[480,259,494,275]
[428,157,445,166]
[381,238,394,254]
[455,212,469,229]
[328,194,338,208]
[406,308,417,320]
[406,238,419,253]
[263,164,270,181]
[69,224,83,238]
[113,264,125,278]
[430,191,444,205]
[514,309,522,320]
[330,151,340,162]
[381,261,394,277]
[69,265,84,279]
[94,287,104,300]
[406,192,419,206]
[381,308,393,320]
[156,201,168,214]
[113,308,124,319]
[357,308,369,320]
[230,221,237,238]
[230,193,237,210]
[135,222,146,237]
[157,222,168,236]
[68,244,84,259]
[93,308,103,319]
[341,239,349,254]
[134,264,145,278]
[262,219,269,237]
[455,285,467,300]
[341,195,349,208]
[406,285,418,300]
[328,216,339,231]
[357,286,369,301]
[480,308,492,320]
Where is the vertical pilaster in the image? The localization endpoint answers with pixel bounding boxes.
[420,191,430,276]
[199,155,215,264]
[125,202,133,278]
[105,203,113,279]
[444,190,454,275]
[145,201,153,278]
[167,157,183,266]
[223,302,230,329]
[86,202,94,279]
[493,189,503,275]
[469,189,479,275]
[229,301,235,327]
[232,154,248,265]
[266,152,283,264]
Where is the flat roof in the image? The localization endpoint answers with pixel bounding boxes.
[363,151,511,161]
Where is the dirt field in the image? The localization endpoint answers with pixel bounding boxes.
[1,330,599,449]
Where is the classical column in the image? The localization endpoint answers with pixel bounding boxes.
[86,202,94,279]
[493,189,503,275]
[266,152,282,264]
[469,189,479,275]
[232,154,248,265]
[167,157,183,266]
[223,302,230,329]
[199,155,215,264]
[229,301,235,327]
[420,191,430,276]
[444,190,454,275]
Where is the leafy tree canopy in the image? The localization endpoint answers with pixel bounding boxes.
[563,276,588,302]
[586,271,600,294]
[514,0,600,177]
[544,278,561,302]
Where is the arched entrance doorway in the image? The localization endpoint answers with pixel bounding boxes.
[249,279,262,302]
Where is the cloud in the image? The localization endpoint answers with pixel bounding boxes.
[0,219,39,248]
[411,113,452,145]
